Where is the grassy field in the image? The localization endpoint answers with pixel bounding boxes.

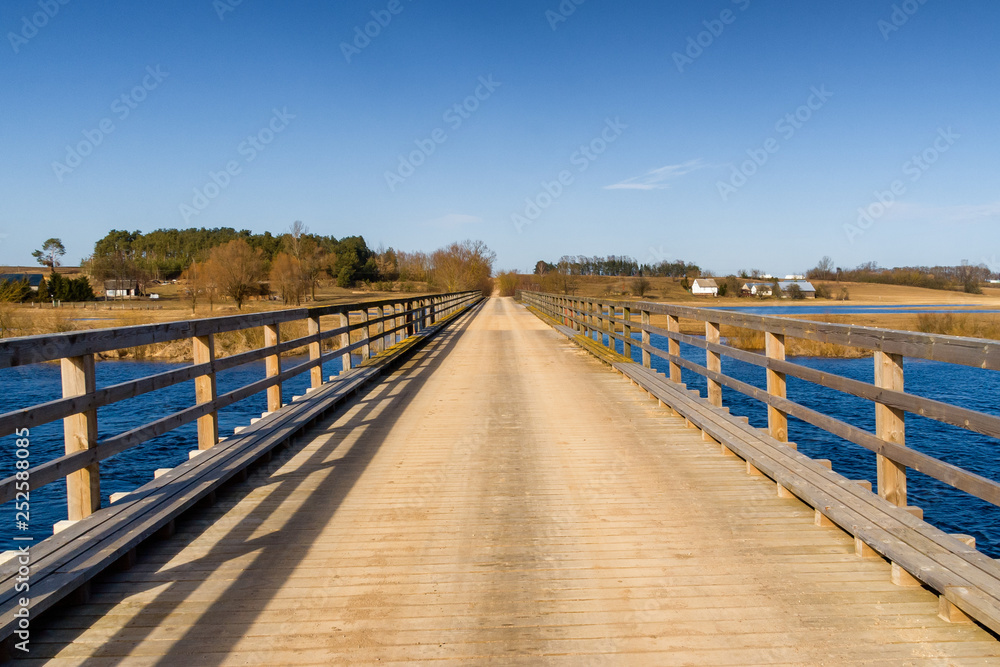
[5,272,1000,360]
[525,275,1000,356]
[532,274,1000,308]
[0,275,438,361]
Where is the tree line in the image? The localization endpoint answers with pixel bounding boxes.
[806,256,995,294]
[85,224,383,289]
[180,234,495,310]
[534,255,700,278]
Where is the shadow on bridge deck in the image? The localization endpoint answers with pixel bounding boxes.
[18,298,1000,666]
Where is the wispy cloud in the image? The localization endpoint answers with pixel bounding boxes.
[605,159,710,191]
[427,213,483,228]
[883,201,1000,224]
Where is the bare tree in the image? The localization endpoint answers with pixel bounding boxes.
[632,276,651,297]
[204,240,266,309]
[429,240,496,296]
[270,252,306,305]
[284,220,307,259]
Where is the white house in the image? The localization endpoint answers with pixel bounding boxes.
[105,280,142,298]
[691,278,719,296]
[742,282,773,297]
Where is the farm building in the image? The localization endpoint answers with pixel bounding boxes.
[778,280,816,298]
[742,282,773,297]
[691,278,719,296]
[104,280,143,298]
[0,273,44,292]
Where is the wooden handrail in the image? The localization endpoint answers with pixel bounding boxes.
[0,291,482,511]
[519,291,1000,511]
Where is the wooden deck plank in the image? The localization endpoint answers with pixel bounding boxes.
[14,298,1000,665]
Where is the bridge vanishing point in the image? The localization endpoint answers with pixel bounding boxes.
[2,291,1000,665]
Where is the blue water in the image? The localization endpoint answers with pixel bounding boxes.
[0,353,359,550]
[3,339,999,558]
[715,304,1000,315]
[598,331,1000,557]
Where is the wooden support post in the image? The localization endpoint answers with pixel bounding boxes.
[939,596,972,623]
[622,306,632,360]
[814,509,835,527]
[360,308,370,360]
[308,316,322,390]
[264,324,281,413]
[340,312,352,374]
[855,536,879,558]
[379,306,389,352]
[62,354,99,520]
[641,310,651,368]
[667,314,681,383]
[875,350,906,507]
[765,332,788,442]
[606,305,618,352]
[891,562,921,587]
[705,321,722,407]
[396,303,403,342]
[192,334,219,450]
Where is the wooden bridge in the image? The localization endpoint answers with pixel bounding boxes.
[2,291,1000,664]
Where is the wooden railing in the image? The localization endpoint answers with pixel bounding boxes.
[520,291,1000,511]
[0,291,482,517]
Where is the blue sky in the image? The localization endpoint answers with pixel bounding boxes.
[1,0,998,275]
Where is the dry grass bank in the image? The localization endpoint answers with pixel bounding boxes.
[0,285,435,362]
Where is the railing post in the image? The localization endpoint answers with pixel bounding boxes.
[360,308,370,360]
[395,302,403,342]
[193,334,219,450]
[606,305,614,351]
[264,323,282,412]
[592,301,600,342]
[340,311,353,374]
[623,305,632,360]
[62,354,99,520]
[376,306,387,354]
[641,309,651,368]
[875,351,906,506]
[667,314,682,383]
[705,320,722,407]
[765,332,788,442]
[308,315,323,389]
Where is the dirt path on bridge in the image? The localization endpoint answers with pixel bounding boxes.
[23,298,1000,665]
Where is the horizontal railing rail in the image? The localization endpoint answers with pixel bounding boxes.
[0,291,482,513]
[519,290,1000,513]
